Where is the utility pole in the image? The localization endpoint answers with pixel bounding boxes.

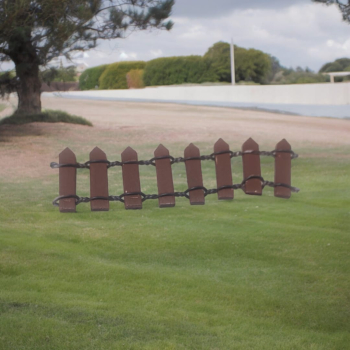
[230,38,236,85]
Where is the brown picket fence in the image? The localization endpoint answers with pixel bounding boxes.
[50,138,299,213]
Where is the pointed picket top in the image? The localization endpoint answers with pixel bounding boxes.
[59,147,76,162]
[276,139,291,151]
[121,146,138,161]
[242,137,259,151]
[214,138,229,151]
[59,147,75,157]
[184,143,200,157]
[154,144,169,157]
[90,146,106,159]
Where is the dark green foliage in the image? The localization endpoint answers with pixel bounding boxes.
[99,61,146,89]
[79,65,108,90]
[271,67,329,84]
[313,0,350,22]
[0,109,92,126]
[267,56,283,82]
[0,70,17,97]
[0,0,174,114]
[143,56,217,86]
[203,42,232,82]
[319,58,350,72]
[204,42,272,84]
[318,57,350,82]
[41,66,77,85]
[235,47,272,84]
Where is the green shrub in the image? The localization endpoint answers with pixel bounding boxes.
[319,58,350,73]
[143,56,217,86]
[204,42,272,84]
[99,61,146,89]
[126,69,145,89]
[79,65,108,90]
[271,68,329,85]
[0,109,92,126]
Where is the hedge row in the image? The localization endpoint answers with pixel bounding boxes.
[99,61,146,89]
[79,65,108,90]
[78,43,274,90]
[126,69,145,89]
[143,56,217,86]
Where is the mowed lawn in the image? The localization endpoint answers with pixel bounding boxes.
[0,120,349,349]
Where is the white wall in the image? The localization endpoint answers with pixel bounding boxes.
[46,83,350,106]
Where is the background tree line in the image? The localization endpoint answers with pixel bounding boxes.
[78,41,350,90]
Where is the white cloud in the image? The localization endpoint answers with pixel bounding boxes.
[150,49,163,58]
[1,2,348,73]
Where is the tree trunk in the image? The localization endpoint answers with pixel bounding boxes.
[15,62,42,115]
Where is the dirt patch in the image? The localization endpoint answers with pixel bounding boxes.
[1,96,349,181]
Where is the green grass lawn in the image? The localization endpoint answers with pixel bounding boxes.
[0,138,349,349]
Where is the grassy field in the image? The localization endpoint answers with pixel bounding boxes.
[0,103,6,113]
[0,117,349,349]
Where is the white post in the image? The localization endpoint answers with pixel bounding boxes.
[230,38,236,85]
[330,74,335,84]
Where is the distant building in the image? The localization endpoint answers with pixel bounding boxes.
[323,71,350,84]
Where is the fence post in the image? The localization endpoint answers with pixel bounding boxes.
[274,139,292,199]
[214,138,233,200]
[121,147,142,209]
[154,144,175,208]
[59,148,77,213]
[90,147,109,211]
[184,143,205,205]
[242,138,262,195]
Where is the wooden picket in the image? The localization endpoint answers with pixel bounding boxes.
[53,138,298,212]
[59,148,76,213]
[154,144,175,208]
[121,147,142,209]
[90,147,109,211]
[184,143,205,205]
[214,138,233,200]
[242,138,262,195]
[274,139,292,199]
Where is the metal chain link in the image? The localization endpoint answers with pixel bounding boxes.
[52,178,300,207]
[50,149,298,169]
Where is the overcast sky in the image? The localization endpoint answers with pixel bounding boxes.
[1,0,350,72]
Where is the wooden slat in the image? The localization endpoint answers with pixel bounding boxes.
[90,147,109,211]
[274,139,292,199]
[184,143,205,205]
[214,138,233,200]
[242,138,262,195]
[154,144,175,208]
[121,146,142,209]
[59,148,77,213]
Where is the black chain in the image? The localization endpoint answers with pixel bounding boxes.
[50,149,298,169]
[52,179,300,207]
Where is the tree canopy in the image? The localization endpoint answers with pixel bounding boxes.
[313,0,350,22]
[0,0,174,114]
[204,42,272,84]
[319,57,350,72]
